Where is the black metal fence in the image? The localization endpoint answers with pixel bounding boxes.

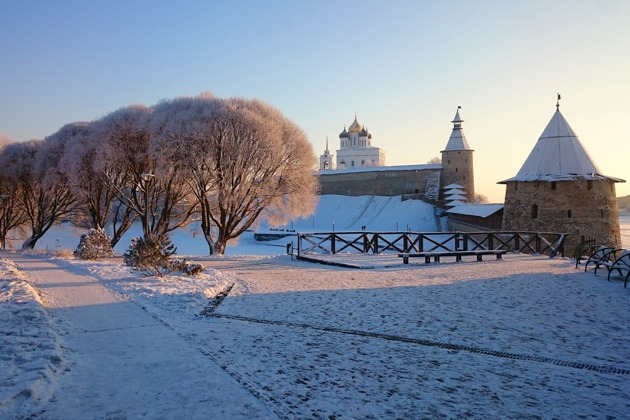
[296,231,566,258]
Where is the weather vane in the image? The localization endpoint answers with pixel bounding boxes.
[556,93,561,109]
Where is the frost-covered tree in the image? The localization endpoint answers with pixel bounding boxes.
[0,137,28,249]
[151,94,318,255]
[61,118,136,246]
[94,105,195,239]
[0,130,77,249]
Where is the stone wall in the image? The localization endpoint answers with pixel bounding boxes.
[318,167,442,198]
[501,179,622,252]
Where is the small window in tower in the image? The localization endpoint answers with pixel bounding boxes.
[455,168,458,172]
[531,204,538,219]
[601,209,605,218]
[351,160,354,167]
[587,181,593,190]
[361,160,365,165]
[465,159,468,163]
[567,210,572,218]
[551,182,557,190]
[448,160,451,164]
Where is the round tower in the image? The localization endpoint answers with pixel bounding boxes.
[499,99,624,253]
[441,107,475,202]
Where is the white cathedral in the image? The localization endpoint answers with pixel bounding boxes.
[319,115,386,170]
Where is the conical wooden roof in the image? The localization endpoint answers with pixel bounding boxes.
[499,106,624,183]
[442,108,472,151]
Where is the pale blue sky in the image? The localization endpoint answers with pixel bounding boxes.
[1,0,628,201]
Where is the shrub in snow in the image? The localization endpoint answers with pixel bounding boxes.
[74,228,114,260]
[183,262,205,276]
[123,234,183,277]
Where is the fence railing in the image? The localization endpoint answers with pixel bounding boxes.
[296,231,566,258]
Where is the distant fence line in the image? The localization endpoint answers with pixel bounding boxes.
[296,231,567,258]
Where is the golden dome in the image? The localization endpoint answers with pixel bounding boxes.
[348,115,363,133]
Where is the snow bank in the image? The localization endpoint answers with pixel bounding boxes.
[0,258,66,418]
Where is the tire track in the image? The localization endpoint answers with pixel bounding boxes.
[206,312,630,376]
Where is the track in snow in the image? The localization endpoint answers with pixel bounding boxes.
[206,312,630,376]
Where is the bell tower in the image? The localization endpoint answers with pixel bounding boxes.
[319,137,335,171]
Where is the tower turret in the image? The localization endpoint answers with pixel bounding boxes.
[440,107,475,201]
[499,97,625,252]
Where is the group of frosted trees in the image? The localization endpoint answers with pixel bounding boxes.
[0,93,318,254]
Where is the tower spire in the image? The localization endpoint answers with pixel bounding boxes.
[556,93,561,110]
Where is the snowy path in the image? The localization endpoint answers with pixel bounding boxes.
[6,254,274,419]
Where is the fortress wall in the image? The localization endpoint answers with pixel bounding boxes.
[318,168,442,197]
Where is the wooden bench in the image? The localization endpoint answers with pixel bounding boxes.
[584,246,621,275]
[398,250,507,264]
[607,250,630,287]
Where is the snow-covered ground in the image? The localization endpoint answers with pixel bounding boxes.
[2,196,630,418]
[3,252,630,418]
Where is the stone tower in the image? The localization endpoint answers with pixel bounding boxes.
[441,107,475,202]
[499,100,625,253]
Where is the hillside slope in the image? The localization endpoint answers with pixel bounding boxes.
[268,195,439,232]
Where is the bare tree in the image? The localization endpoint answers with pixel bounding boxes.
[427,156,441,164]
[473,193,489,204]
[0,131,77,249]
[152,94,318,255]
[62,118,137,246]
[0,138,28,249]
[95,105,195,240]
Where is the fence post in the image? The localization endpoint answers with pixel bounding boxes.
[331,233,336,254]
[403,234,409,252]
[297,234,302,257]
[455,232,463,251]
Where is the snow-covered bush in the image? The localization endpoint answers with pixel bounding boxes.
[74,228,114,260]
[123,234,183,277]
[183,262,205,276]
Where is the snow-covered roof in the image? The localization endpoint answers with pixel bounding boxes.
[442,108,473,151]
[443,183,464,189]
[446,204,504,218]
[445,194,467,201]
[499,107,624,184]
[444,189,466,196]
[445,200,466,207]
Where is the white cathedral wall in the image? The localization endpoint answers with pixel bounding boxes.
[336,147,384,168]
